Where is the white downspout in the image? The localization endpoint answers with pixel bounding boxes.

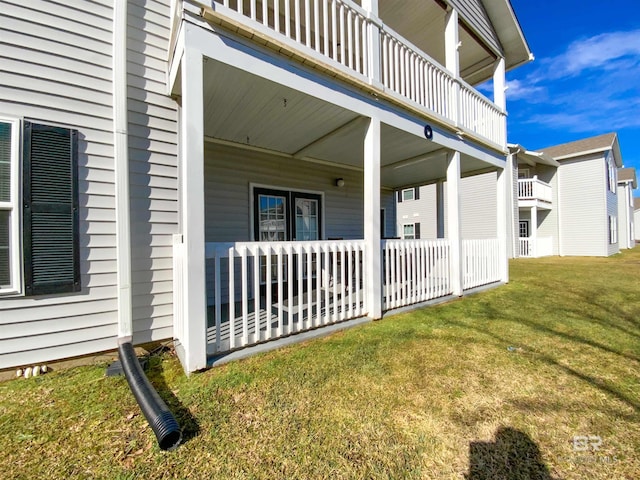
[114,0,133,340]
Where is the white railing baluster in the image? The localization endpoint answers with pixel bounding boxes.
[241,246,249,345]
[339,4,345,65]
[265,245,272,339]
[314,0,320,51]
[214,246,222,351]
[262,0,269,26]
[284,0,291,37]
[331,0,337,61]
[306,245,313,329]
[287,244,293,334]
[304,0,311,47]
[346,10,353,69]
[323,0,329,55]
[275,0,280,32]
[228,247,235,349]
[253,244,260,342]
[297,244,303,332]
[277,247,284,336]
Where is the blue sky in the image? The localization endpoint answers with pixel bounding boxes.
[495,0,640,194]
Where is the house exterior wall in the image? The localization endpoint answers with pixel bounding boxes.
[396,183,438,239]
[635,209,640,241]
[395,171,497,240]
[605,156,619,257]
[617,183,634,249]
[203,142,395,242]
[447,0,502,55]
[557,154,608,256]
[0,0,177,370]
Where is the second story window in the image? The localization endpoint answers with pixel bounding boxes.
[398,187,420,203]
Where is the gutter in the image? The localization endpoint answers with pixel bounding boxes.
[113,0,181,450]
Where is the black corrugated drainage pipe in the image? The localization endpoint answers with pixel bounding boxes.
[118,341,182,451]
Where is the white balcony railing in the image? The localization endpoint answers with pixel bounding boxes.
[519,236,553,258]
[382,239,452,310]
[202,0,506,147]
[462,239,501,289]
[174,237,502,363]
[205,240,366,353]
[518,177,552,203]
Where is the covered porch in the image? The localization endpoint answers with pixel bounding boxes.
[169,9,510,373]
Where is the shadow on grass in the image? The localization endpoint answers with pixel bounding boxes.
[466,427,557,480]
[146,356,200,444]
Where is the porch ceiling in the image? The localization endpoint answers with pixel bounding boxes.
[202,58,490,189]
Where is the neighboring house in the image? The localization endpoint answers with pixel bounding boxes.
[617,168,637,249]
[635,198,640,242]
[0,0,531,374]
[513,133,626,258]
[541,133,623,257]
[508,144,559,258]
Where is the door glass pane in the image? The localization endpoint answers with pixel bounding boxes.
[295,198,318,241]
[258,194,287,241]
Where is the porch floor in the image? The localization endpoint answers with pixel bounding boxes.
[206,286,365,355]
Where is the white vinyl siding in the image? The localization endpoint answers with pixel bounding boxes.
[447,0,503,56]
[0,0,178,369]
[396,183,438,239]
[557,154,608,256]
[127,0,178,344]
[0,0,118,369]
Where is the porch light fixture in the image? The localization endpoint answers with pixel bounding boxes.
[335,178,345,187]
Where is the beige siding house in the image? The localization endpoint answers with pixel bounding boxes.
[1,0,532,374]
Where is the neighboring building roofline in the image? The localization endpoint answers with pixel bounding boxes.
[540,133,622,166]
[508,143,559,167]
[618,167,638,189]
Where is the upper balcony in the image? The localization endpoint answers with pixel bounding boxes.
[175,0,532,151]
[518,177,553,207]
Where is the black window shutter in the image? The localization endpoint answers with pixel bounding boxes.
[414,187,420,200]
[397,190,403,203]
[23,122,80,295]
[414,222,421,239]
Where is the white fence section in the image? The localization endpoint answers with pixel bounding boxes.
[518,177,552,203]
[519,236,553,258]
[205,240,366,353]
[207,0,505,147]
[382,239,452,310]
[462,239,501,290]
[518,237,532,257]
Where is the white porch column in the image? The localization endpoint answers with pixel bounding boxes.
[436,180,445,238]
[179,44,207,372]
[445,8,460,126]
[496,166,509,282]
[493,58,506,110]
[362,0,381,87]
[530,206,538,258]
[364,116,382,319]
[493,58,507,147]
[447,151,463,296]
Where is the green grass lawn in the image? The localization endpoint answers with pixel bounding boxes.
[1,249,639,479]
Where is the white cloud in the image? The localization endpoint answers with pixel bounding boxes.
[506,29,640,132]
[505,79,546,102]
[554,30,640,78]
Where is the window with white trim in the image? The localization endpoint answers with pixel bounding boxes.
[0,117,20,293]
[606,155,616,192]
[0,117,80,296]
[397,187,420,203]
[609,215,617,244]
[402,222,420,240]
